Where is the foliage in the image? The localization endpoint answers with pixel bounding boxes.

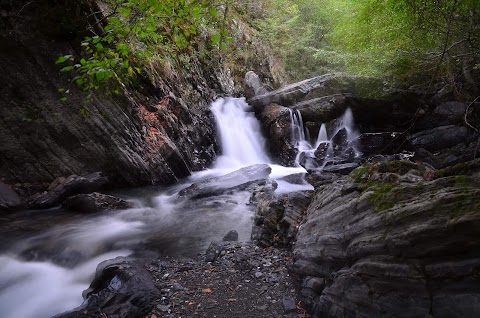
[56,0,232,96]
[256,0,480,93]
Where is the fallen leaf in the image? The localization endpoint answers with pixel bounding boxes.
[227,298,237,302]
[188,302,199,306]
[201,288,215,294]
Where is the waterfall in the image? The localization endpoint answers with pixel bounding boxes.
[209,98,311,192]
[315,123,328,148]
[288,107,360,169]
[0,97,315,318]
[210,98,270,170]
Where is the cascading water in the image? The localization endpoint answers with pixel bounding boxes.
[289,107,360,169]
[0,97,312,318]
[209,97,270,170]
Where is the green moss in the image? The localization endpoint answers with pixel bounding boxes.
[350,166,370,183]
[437,159,480,178]
[454,175,474,187]
[377,160,420,175]
[369,182,397,211]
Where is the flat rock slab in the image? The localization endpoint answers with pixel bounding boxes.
[178,164,272,199]
[249,74,340,108]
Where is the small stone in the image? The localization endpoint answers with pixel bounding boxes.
[282,297,296,313]
[156,304,170,312]
[255,271,263,279]
[256,304,268,311]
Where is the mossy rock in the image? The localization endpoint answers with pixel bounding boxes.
[436,159,480,178]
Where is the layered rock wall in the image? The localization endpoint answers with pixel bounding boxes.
[0,0,232,192]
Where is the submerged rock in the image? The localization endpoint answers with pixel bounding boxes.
[178,164,272,199]
[62,192,132,213]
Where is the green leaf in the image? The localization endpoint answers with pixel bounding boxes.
[55,56,66,64]
[95,71,105,81]
[211,34,221,45]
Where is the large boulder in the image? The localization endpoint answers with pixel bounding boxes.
[292,94,350,124]
[178,164,272,199]
[408,125,472,152]
[252,191,313,247]
[248,73,340,109]
[414,101,470,131]
[292,160,480,317]
[62,192,132,213]
[255,104,297,165]
[55,257,159,318]
[26,172,109,209]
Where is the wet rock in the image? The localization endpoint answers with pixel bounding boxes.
[414,101,469,131]
[55,257,160,318]
[354,132,405,155]
[205,241,224,262]
[293,160,480,317]
[322,162,360,175]
[249,179,278,205]
[26,172,109,209]
[62,192,132,213]
[412,148,442,168]
[292,94,349,124]
[178,164,272,199]
[314,142,330,162]
[277,173,307,185]
[252,191,313,247]
[222,230,239,242]
[331,128,349,153]
[256,104,297,166]
[0,182,22,211]
[408,125,471,152]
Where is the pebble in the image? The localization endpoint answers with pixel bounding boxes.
[282,297,297,313]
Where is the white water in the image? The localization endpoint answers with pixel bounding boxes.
[289,107,360,169]
[0,97,314,318]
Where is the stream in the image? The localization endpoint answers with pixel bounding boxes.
[0,97,314,318]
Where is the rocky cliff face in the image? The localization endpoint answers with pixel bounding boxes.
[246,72,480,317]
[0,0,239,195]
[292,160,480,317]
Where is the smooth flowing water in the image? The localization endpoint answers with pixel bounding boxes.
[0,97,311,318]
[290,107,360,169]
